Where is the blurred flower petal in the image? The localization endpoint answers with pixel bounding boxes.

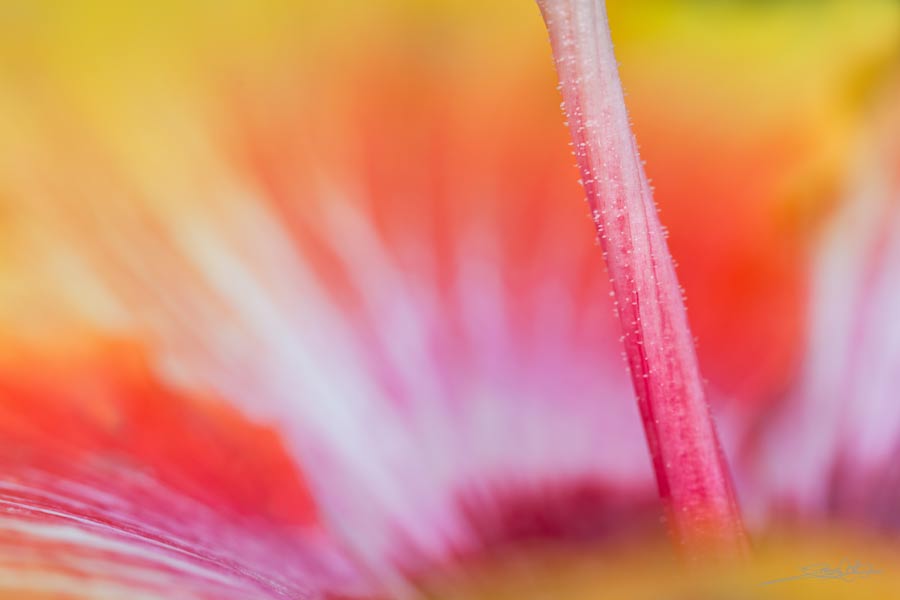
[753,73,900,527]
[0,6,657,585]
[0,342,363,598]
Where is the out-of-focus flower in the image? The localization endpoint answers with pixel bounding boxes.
[0,0,897,598]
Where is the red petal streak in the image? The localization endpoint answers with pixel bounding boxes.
[536,0,747,557]
[0,342,363,598]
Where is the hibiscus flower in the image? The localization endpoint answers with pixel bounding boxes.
[0,0,898,598]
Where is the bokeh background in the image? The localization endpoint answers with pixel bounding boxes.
[0,0,899,598]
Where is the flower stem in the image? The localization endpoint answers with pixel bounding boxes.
[536,0,748,558]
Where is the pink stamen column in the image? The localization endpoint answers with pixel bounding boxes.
[537,0,748,558]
